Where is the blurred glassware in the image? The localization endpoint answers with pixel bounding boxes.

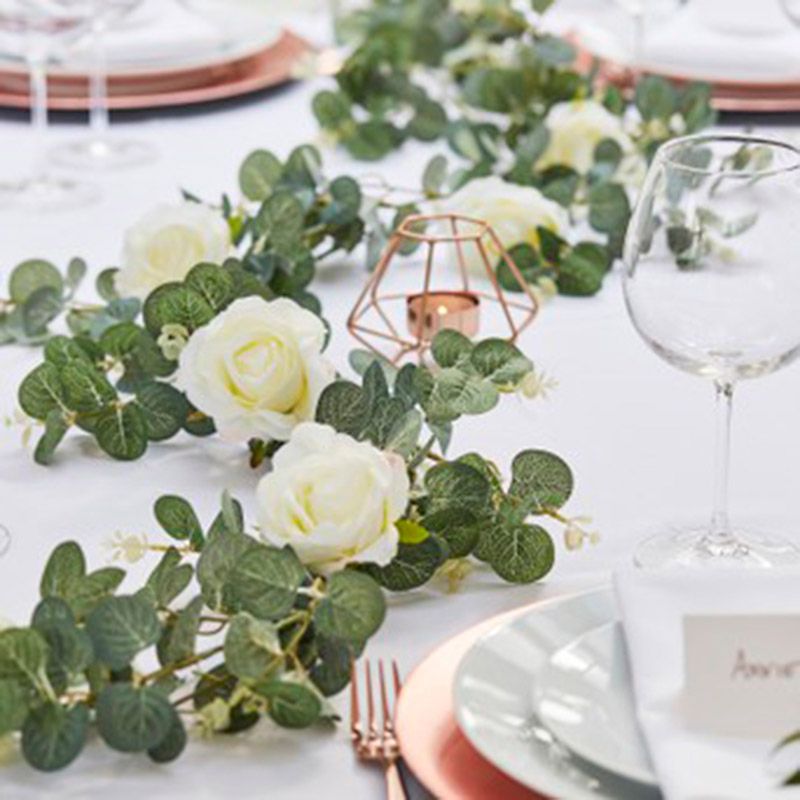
[0,0,98,209]
[612,0,685,70]
[781,0,800,26]
[50,0,157,170]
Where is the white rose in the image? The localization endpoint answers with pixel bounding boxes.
[116,202,232,299]
[442,175,569,275]
[538,99,632,174]
[176,296,334,442]
[256,422,409,574]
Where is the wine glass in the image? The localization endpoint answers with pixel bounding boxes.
[623,134,800,568]
[781,0,800,25]
[50,0,156,170]
[0,0,98,209]
[612,0,685,71]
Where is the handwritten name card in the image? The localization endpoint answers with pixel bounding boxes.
[684,614,800,739]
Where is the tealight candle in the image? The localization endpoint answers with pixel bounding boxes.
[406,291,480,340]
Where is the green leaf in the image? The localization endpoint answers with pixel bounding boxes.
[229,545,306,621]
[21,702,88,772]
[224,613,281,681]
[496,243,543,293]
[86,594,161,670]
[99,322,142,359]
[588,182,631,235]
[363,537,445,591]
[425,369,498,421]
[44,336,92,369]
[315,381,371,438]
[635,74,676,120]
[31,598,93,679]
[509,449,574,512]
[40,542,85,600]
[157,596,203,665]
[431,329,473,368]
[470,339,533,385]
[135,383,189,442]
[66,567,125,621]
[422,154,448,196]
[9,259,63,303]
[344,120,402,161]
[19,363,67,420]
[407,99,448,141]
[313,571,385,646]
[384,409,423,457]
[310,636,356,697]
[96,683,173,753]
[255,191,305,255]
[154,495,204,542]
[34,409,69,466]
[185,263,235,314]
[147,710,186,763]
[321,176,362,226]
[65,258,87,293]
[0,629,49,686]
[61,361,116,413]
[260,681,321,729]
[423,507,481,558]
[96,268,120,302]
[483,523,555,583]
[197,531,254,612]
[143,283,214,337]
[94,403,148,461]
[239,149,283,202]
[312,90,353,132]
[21,286,63,336]
[557,245,608,297]
[192,665,259,734]
[146,548,193,607]
[0,680,29,735]
[425,461,492,515]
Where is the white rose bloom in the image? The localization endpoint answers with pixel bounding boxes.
[116,202,232,299]
[442,175,569,276]
[538,100,632,174]
[256,422,409,574]
[176,296,334,442]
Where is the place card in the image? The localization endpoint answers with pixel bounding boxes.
[684,614,800,739]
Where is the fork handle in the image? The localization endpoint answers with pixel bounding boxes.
[384,761,407,800]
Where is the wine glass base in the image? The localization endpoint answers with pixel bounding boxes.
[634,525,800,569]
[50,139,157,170]
[0,175,100,211]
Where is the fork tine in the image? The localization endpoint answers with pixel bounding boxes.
[378,660,391,732]
[365,659,377,738]
[392,660,402,697]
[350,660,362,738]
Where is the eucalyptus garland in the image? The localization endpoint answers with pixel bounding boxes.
[1,325,582,772]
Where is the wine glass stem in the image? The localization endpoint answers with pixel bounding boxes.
[707,380,735,550]
[27,48,48,179]
[88,21,109,147]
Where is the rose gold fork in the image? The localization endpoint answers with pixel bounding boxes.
[350,659,407,799]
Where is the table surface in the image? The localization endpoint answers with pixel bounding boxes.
[2,6,800,800]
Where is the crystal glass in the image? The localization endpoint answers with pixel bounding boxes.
[50,0,156,170]
[0,0,98,209]
[623,134,800,568]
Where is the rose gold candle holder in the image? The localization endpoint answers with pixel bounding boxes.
[347,212,540,363]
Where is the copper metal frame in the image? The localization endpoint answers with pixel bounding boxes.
[347,212,540,363]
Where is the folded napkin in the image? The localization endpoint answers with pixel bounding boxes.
[615,566,800,800]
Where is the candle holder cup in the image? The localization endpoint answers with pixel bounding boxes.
[347,213,539,363]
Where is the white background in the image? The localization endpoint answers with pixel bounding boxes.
[2,4,800,798]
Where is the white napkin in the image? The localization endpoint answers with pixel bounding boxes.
[614,566,800,800]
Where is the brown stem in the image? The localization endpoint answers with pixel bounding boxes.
[140,644,224,686]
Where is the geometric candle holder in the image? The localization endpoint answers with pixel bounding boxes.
[347,212,540,363]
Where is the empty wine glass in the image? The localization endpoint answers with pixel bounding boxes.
[623,134,800,568]
[50,0,156,170]
[0,0,98,209]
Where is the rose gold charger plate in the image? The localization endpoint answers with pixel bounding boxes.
[572,36,800,113]
[0,30,311,111]
[395,602,545,800]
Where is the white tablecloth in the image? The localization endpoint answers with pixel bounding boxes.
[2,9,800,800]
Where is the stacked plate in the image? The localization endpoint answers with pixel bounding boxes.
[396,588,664,798]
[563,0,800,112]
[0,0,310,111]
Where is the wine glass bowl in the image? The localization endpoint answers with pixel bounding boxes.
[623,134,800,568]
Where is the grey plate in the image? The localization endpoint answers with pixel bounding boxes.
[453,587,662,800]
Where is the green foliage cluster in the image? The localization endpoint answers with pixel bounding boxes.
[316,330,572,587]
[313,0,717,293]
[0,493,385,772]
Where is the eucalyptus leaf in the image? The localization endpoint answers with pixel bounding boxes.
[21,702,88,772]
[86,594,161,670]
[96,683,173,753]
[313,571,385,646]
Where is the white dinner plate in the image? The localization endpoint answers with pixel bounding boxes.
[0,0,282,77]
[533,620,658,787]
[453,587,663,800]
